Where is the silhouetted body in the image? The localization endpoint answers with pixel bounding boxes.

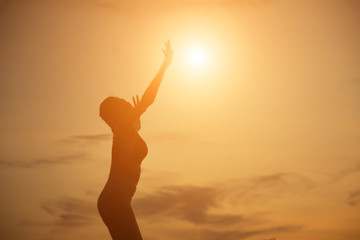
[98,124,147,239]
[97,41,172,240]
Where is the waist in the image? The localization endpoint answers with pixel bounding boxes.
[110,161,141,179]
[107,174,138,196]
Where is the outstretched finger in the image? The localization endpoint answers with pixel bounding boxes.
[132,96,136,107]
[167,39,171,48]
[136,95,140,104]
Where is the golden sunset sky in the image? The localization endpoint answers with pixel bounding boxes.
[0,0,360,239]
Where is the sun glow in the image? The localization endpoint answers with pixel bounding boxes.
[189,48,207,67]
[174,38,223,89]
[174,29,227,89]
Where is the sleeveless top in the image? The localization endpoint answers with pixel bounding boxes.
[107,125,148,197]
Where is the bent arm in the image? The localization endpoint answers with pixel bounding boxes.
[133,40,173,118]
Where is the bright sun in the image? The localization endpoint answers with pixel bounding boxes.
[189,48,206,67]
[176,39,219,83]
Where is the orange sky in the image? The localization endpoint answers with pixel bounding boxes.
[0,0,360,239]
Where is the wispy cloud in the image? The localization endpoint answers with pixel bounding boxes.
[0,153,86,168]
[322,161,360,184]
[222,172,315,205]
[200,225,302,240]
[134,172,312,226]
[59,134,111,144]
[133,181,303,239]
[134,185,243,226]
[348,189,360,207]
[33,172,308,234]
[61,131,214,147]
[249,172,314,191]
[40,197,97,228]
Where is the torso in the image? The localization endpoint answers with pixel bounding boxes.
[107,127,148,196]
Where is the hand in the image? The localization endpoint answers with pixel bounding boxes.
[162,40,173,69]
[132,95,140,108]
[132,95,141,130]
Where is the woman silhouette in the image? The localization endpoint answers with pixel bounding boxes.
[97,40,173,240]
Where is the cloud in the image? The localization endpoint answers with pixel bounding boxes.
[133,185,243,226]
[59,134,111,144]
[200,225,302,240]
[40,197,97,228]
[33,172,307,234]
[61,132,192,144]
[61,131,215,148]
[348,189,360,207]
[250,172,314,191]
[324,161,360,183]
[0,153,86,168]
[221,172,315,205]
[133,181,303,239]
[134,173,313,225]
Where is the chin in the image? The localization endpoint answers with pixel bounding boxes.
[134,121,141,131]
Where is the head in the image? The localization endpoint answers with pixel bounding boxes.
[99,96,140,131]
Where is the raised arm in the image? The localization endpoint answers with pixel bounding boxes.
[132,40,173,118]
